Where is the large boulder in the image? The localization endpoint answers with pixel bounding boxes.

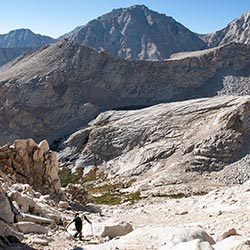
[9,191,41,214]
[0,193,14,224]
[0,220,24,242]
[101,221,133,239]
[170,226,215,246]
[16,222,48,234]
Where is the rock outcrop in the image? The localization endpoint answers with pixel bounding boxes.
[0,40,250,145]
[0,139,95,249]
[59,95,250,195]
[0,138,61,195]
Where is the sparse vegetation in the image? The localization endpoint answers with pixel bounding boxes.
[59,165,140,205]
[80,168,140,205]
[152,191,208,199]
[59,167,80,187]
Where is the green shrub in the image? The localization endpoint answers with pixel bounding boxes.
[59,167,79,187]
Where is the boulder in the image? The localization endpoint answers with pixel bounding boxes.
[38,139,50,154]
[16,221,48,234]
[213,236,250,250]
[17,213,54,225]
[0,220,24,241]
[171,225,216,246]
[216,227,238,242]
[31,236,51,246]
[0,194,14,224]
[9,191,40,214]
[101,221,133,239]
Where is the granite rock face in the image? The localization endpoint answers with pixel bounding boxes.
[59,95,250,195]
[0,40,250,145]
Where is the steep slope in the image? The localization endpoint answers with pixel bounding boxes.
[201,11,250,47]
[0,28,56,48]
[63,5,206,60]
[0,40,250,145]
[59,95,250,196]
[0,47,33,66]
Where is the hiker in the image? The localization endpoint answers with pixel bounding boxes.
[65,213,92,240]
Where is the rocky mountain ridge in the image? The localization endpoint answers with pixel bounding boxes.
[0,29,56,67]
[1,6,249,65]
[0,28,56,48]
[201,11,250,47]
[0,40,250,145]
[63,5,207,60]
[62,5,250,60]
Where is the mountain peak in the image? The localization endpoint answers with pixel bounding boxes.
[63,5,206,60]
[8,28,33,33]
[0,28,56,48]
[201,10,250,47]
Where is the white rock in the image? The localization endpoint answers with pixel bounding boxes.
[159,239,214,250]
[101,221,133,239]
[84,225,215,250]
[171,225,215,246]
[58,201,69,209]
[213,235,250,250]
[38,139,50,154]
[31,237,50,246]
[18,213,54,225]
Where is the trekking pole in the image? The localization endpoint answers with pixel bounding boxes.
[90,223,94,236]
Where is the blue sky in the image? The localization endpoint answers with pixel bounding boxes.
[1,0,250,38]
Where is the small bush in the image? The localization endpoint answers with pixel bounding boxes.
[59,167,79,187]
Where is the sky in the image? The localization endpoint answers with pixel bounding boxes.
[1,0,250,38]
